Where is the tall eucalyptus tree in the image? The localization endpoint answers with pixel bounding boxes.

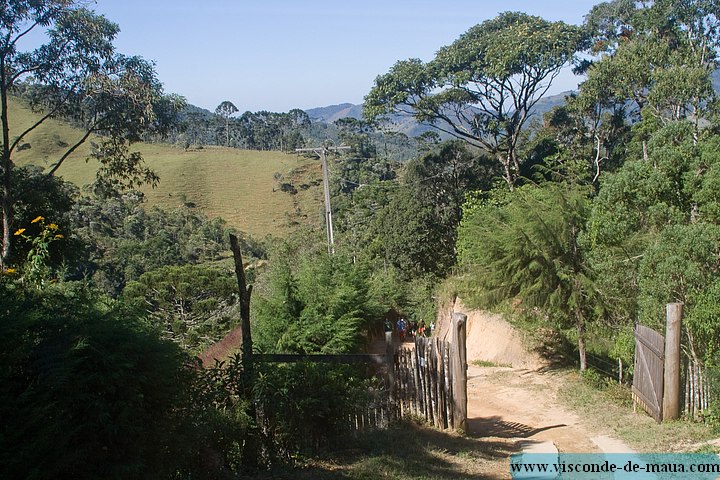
[364,12,587,189]
[0,1,180,267]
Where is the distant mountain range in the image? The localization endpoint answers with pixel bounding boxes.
[305,103,363,123]
[189,68,720,139]
[306,69,720,136]
[305,90,574,138]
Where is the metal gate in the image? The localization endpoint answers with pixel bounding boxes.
[632,324,665,422]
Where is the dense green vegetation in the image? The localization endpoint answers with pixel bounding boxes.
[5,0,720,478]
[446,0,720,378]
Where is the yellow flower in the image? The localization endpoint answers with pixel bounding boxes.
[14,228,25,236]
[54,234,64,239]
[5,268,16,274]
[31,216,44,224]
[49,223,59,230]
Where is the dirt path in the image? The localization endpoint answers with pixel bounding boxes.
[466,365,602,453]
[376,302,640,477]
[435,299,637,477]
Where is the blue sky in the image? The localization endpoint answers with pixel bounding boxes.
[91,0,603,113]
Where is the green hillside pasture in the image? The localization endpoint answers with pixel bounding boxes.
[9,98,324,237]
[135,145,325,238]
[10,99,95,185]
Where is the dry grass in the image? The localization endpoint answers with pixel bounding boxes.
[132,144,324,238]
[255,419,518,480]
[558,369,718,453]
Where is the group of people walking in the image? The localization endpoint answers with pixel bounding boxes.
[391,317,433,341]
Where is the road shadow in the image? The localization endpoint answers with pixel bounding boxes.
[468,415,566,439]
[254,419,519,479]
[530,327,577,373]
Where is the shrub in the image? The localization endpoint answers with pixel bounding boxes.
[254,362,378,456]
[0,283,220,479]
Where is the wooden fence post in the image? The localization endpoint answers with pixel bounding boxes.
[229,234,259,469]
[663,302,683,421]
[451,312,468,433]
[385,331,395,419]
[229,234,253,374]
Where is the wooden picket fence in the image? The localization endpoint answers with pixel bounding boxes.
[392,313,467,431]
[346,387,394,433]
[393,335,464,430]
[347,311,469,433]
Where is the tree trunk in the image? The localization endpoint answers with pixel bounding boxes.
[1,57,12,268]
[499,153,515,191]
[1,177,10,268]
[576,316,587,371]
[510,151,521,185]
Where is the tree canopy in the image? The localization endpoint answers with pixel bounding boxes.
[215,100,238,146]
[0,1,182,268]
[364,12,587,189]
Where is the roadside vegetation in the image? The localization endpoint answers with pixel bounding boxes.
[559,370,718,453]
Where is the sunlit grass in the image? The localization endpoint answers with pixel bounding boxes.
[559,369,716,453]
[9,97,323,238]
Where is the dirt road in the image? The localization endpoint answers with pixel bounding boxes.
[467,364,608,453]
[439,299,637,477]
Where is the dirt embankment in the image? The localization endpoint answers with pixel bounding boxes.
[435,297,542,370]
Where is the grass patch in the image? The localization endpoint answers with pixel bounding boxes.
[558,369,716,452]
[472,359,512,368]
[256,419,517,479]
[132,144,323,238]
[9,97,323,239]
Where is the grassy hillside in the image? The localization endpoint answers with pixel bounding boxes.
[9,97,323,238]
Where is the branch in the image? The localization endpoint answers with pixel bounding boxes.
[430,108,494,150]
[9,87,76,154]
[9,64,45,84]
[46,127,95,176]
[423,119,490,151]
[7,19,44,53]
[592,133,608,183]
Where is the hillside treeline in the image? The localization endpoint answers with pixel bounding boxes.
[4,0,720,478]
[166,103,420,160]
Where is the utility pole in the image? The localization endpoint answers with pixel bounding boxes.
[296,145,350,253]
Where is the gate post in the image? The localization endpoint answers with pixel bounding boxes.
[663,303,683,421]
[451,312,468,433]
[230,234,253,375]
[385,331,395,417]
